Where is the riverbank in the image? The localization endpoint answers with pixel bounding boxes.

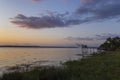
[0,50,120,80]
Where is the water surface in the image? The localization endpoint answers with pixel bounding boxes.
[0,48,82,68]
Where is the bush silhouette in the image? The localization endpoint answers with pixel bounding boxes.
[99,37,120,51]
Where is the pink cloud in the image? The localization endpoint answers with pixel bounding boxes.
[31,0,46,2]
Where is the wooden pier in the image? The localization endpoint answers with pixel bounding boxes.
[76,44,98,56]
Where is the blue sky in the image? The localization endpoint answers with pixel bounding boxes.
[0,0,120,46]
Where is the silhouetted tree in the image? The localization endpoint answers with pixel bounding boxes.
[98,37,120,51]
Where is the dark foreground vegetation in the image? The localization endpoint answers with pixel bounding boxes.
[0,50,120,80]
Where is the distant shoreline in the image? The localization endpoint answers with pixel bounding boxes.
[0,45,78,48]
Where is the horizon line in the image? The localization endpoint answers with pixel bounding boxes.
[0,45,78,48]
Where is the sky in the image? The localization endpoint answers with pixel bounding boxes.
[0,0,120,46]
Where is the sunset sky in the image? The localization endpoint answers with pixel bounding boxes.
[0,0,120,46]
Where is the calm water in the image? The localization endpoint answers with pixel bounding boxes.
[0,48,83,69]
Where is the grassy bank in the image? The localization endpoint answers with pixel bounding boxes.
[1,51,120,80]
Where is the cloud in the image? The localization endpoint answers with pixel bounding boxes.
[76,0,120,20]
[31,0,45,2]
[31,0,73,3]
[11,13,68,29]
[11,0,120,29]
[66,33,120,46]
[67,37,94,41]
[66,33,120,41]
[80,0,95,4]
[32,0,40,2]
[67,0,120,25]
